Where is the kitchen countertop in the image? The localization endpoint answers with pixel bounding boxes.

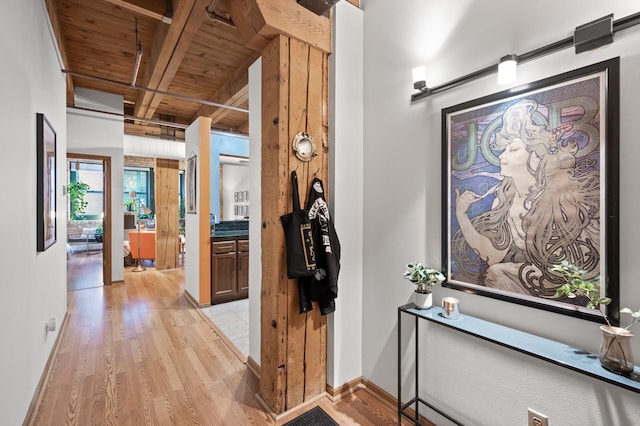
[211,230,249,238]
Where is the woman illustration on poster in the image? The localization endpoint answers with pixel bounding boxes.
[452,99,601,297]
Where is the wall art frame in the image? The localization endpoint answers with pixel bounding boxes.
[186,154,197,214]
[442,58,620,324]
[37,113,57,252]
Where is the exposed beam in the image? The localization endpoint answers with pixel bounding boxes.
[190,51,259,123]
[103,0,171,23]
[44,0,75,105]
[209,86,248,126]
[62,69,248,113]
[222,0,331,53]
[235,119,249,135]
[134,0,209,119]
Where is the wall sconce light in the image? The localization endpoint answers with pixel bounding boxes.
[497,54,518,85]
[412,66,427,91]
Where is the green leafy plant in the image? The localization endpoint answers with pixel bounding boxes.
[620,308,640,330]
[124,199,135,211]
[67,181,91,220]
[179,198,185,219]
[403,262,446,294]
[553,260,638,330]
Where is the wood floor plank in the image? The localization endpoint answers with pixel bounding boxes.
[30,265,404,425]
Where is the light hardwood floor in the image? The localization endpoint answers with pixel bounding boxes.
[67,251,103,291]
[30,265,405,425]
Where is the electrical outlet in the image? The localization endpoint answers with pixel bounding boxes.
[45,318,57,333]
[528,408,548,426]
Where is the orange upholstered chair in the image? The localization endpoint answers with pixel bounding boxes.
[128,230,156,262]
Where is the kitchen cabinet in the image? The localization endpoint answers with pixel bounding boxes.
[237,239,249,293]
[211,238,249,304]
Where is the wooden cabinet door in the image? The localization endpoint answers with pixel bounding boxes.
[211,252,236,298]
[237,250,249,294]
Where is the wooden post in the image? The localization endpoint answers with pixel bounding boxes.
[260,34,329,414]
[223,0,332,415]
[154,158,179,270]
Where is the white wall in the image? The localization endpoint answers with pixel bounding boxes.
[363,0,640,424]
[0,0,67,423]
[124,134,185,159]
[328,0,364,389]
[184,118,208,302]
[67,95,125,283]
[248,57,262,364]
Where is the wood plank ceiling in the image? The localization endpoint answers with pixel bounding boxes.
[48,0,259,140]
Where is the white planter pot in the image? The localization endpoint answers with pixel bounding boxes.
[413,292,433,309]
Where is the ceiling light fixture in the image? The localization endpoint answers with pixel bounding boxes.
[497,54,518,85]
[131,18,143,87]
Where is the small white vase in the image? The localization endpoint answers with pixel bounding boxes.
[413,292,433,309]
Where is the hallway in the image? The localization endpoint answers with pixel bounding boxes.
[29,267,401,425]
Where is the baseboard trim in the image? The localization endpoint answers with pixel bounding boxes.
[254,390,328,423]
[247,356,260,380]
[361,378,434,425]
[23,312,70,426]
[360,378,397,409]
[326,377,364,402]
[183,289,210,308]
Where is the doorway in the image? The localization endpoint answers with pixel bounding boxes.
[66,154,112,290]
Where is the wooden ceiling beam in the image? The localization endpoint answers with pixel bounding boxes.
[222,0,331,54]
[209,86,248,126]
[235,119,249,135]
[190,51,258,124]
[45,0,75,106]
[134,0,209,119]
[103,0,170,22]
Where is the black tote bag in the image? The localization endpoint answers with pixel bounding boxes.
[280,171,317,278]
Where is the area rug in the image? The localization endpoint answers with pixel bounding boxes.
[283,406,339,426]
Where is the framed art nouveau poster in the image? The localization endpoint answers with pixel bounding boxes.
[442,58,620,323]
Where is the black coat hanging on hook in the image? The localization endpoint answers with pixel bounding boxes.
[298,177,341,315]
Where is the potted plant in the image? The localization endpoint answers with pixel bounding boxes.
[94,224,103,243]
[553,260,640,375]
[67,181,90,220]
[403,262,446,309]
[124,199,135,212]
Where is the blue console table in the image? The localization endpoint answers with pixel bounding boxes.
[397,304,640,426]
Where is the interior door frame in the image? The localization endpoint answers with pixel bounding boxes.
[67,153,112,285]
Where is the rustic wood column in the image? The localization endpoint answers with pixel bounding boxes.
[154,158,179,270]
[223,0,331,415]
[260,34,329,414]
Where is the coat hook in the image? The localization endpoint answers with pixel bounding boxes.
[313,168,319,178]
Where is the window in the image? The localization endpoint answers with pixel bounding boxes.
[124,168,154,216]
[69,161,104,220]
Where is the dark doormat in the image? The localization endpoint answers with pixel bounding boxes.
[283,406,339,426]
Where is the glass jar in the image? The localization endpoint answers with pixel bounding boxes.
[599,325,634,375]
